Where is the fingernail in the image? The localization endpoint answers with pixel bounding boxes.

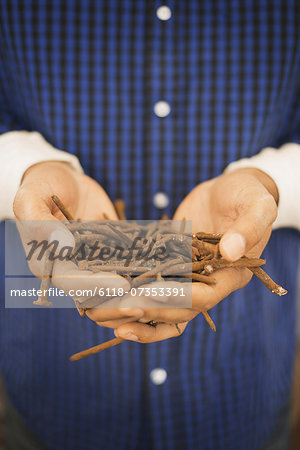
[120,332,139,341]
[221,233,245,261]
[50,229,75,249]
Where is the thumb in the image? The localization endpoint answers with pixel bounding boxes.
[219,194,277,261]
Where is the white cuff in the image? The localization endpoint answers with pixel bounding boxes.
[0,131,83,220]
[225,143,300,230]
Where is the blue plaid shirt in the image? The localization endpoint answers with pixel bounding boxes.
[0,1,300,449]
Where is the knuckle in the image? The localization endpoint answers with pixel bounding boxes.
[13,189,25,219]
[259,195,278,224]
[268,198,278,224]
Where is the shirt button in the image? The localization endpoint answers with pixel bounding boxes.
[150,368,167,385]
[154,101,171,118]
[156,6,172,21]
[153,192,169,209]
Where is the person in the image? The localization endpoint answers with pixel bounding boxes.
[0,1,300,449]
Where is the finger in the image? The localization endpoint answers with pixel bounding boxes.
[191,266,251,311]
[51,259,130,305]
[119,294,195,323]
[138,306,196,324]
[94,316,144,328]
[119,281,192,308]
[219,193,277,261]
[115,321,188,343]
[86,306,144,325]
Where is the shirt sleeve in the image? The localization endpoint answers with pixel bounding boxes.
[225,143,300,230]
[0,130,83,220]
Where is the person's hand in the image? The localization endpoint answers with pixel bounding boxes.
[15,161,118,222]
[113,168,278,343]
[14,161,144,325]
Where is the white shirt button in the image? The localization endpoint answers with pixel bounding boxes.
[154,101,171,118]
[156,6,172,21]
[153,192,169,209]
[150,368,167,385]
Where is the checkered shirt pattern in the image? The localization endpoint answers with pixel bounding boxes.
[0,1,300,449]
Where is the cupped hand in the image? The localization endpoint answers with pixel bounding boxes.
[14,161,142,325]
[113,168,278,343]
